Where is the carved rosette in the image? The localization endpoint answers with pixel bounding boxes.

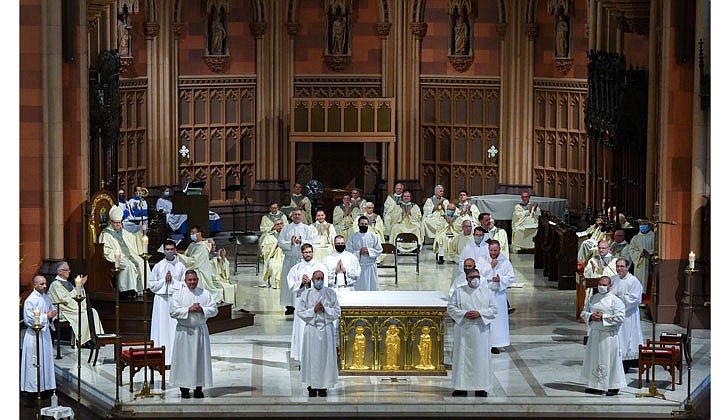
[376,22,392,38]
[119,56,133,74]
[525,22,539,40]
[410,22,428,39]
[448,55,474,73]
[144,21,159,39]
[250,22,266,39]
[496,22,507,38]
[204,55,230,73]
[286,21,299,37]
[172,22,185,39]
[324,55,351,72]
[554,58,573,75]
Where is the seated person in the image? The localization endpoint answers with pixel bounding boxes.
[511,191,540,252]
[455,190,480,227]
[479,212,509,260]
[323,235,361,288]
[311,208,336,261]
[421,185,449,241]
[609,229,631,267]
[208,238,235,304]
[260,219,285,289]
[281,183,312,225]
[260,202,288,233]
[618,213,632,229]
[447,219,475,265]
[176,225,224,303]
[124,185,149,233]
[350,188,368,212]
[577,216,607,263]
[333,195,361,241]
[389,191,423,252]
[584,240,618,278]
[363,202,386,263]
[434,203,462,264]
[98,204,149,295]
[382,182,405,238]
[156,186,188,234]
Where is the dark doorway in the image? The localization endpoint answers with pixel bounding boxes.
[311,142,364,189]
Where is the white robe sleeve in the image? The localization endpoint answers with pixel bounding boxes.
[346,254,361,282]
[200,291,219,319]
[322,289,341,322]
[600,298,625,328]
[295,291,317,324]
[366,235,383,258]
[447,290,467,325]
[169,290,190,320]
[620,279,642,311]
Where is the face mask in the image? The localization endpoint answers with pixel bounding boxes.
[164,191,170,198]
[359,225,368,233]
[639,225,649,233]
[447,210,455,217]
[474,236,483,245]
[118,194,125,201]
[164,251,176,260]
[313,280,324,290]
[468,277,480,288]
[190,233,197,241]
[597,285,609,295]
[335,244,346,253]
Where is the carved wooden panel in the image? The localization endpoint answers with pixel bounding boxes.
[533,79,588,214]
[178,77,256,206]
[420,77,500,198]
[118,79,147,193]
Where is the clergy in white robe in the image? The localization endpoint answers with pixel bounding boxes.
[421,185,449,240]
[447,269,498,396]
[150,240,187,365]
[611,259,643,370]
[628,224,654,291]
[580,276,627,394]
[176,226,224,303]
[511,191,541,252]
[98,205,149,293]
[311,209,337,261]
[208,239,235,305]
[281,183,313,224]
[446,220,475,264]
[156,187,188,232]
[433,203,462,264]
[389,192,423,252]
[479,242,515,350]
[287,244,329,361]
[333,195,361,241]
[47,262,105,346]
[584,240,618,278]
[449,257,476,299]
[259,202,288,233]
[296,271,341,396]
[578,218,607,263]
[346,216,384,291]
[350,188,368,213]
[382,183,404,237]
[609,230,631,267]
[479,213,510,260]
[169,270,218,397]
[260,220,285,288]
[363,203,386,263]
[21,276,58,393]
[278,209,319,312]
[323,235,361,288]
[455,190,480,227]
[458,227,489,271]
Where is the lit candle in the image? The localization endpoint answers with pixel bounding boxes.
[114,250,120,268]
[142,235,149,254]
[75,276,82,295]
[34,307,40,326]
[688,251,695,270]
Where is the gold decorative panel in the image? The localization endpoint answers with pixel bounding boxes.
[118,78,148,192]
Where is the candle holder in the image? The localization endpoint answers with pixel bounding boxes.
[134,253,163,400]
[52,302,63,360]
[672,267,698,417]
[110,266,133,414]
[32,321,43,417]
[72,294,85,407]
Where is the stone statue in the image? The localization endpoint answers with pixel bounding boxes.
[415,326,435,370]
[117,15,130,57]
[453,14,468,55]
[350,326,368,369]
[383,324,401,370]
[555,14,570,57]
[330,14,347,55]
[210,9,227,55]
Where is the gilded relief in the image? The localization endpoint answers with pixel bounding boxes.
[415,326,436,370]
[382,324,401,370]
[349,326,369,369]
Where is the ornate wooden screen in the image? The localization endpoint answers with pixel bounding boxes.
[532,79,589,215]
[177,76,256,206]
[420,77,500,197]
[118,78,148,192]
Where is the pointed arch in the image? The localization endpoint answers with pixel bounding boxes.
[412,0,426,23]
[377,0,391,23]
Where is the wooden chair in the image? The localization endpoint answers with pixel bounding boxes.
[234,232,260,275]
[395,233,420,274]
[378,243,398,285]
[638,340,683,391]
[118,340,166,392]
[88,333,121,366]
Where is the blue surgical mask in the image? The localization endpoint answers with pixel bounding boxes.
[447,210,455,217]
[164,191,170,198]
[190,233,197,241]
[164,251,176,260]
[313,280,324,290]
[639,225,649,233]
[474,235,484,245]
[597,285,609,295]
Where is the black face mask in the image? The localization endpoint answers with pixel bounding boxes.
[359,225,368,233]
[118,194,125,201]
[335,244,346,253]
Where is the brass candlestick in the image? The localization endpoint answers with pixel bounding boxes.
[134,253,162,400]
[672,267,697,417]
[72,293,85,407]
[32,321,43,417]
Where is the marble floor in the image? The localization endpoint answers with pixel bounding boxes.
[46,246,710,418]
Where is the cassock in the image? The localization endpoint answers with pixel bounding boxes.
[287,259,329,361]
[323,250,361,288]
[98,225,149,292]
[511,202,540,252]
[479,254,515,347]
[278,222,319,307]
[169,286,218,389]
[177,240,224,303]
[389,202,423,252]
[456,201,480,227]
[156,197,188,231]
[484,226,510,260]
[259,212,288,233]
[47,277,105,345]
[611,273,643,361]
[447,283,498,391]
[422,196,450,240]
[580,291,627,391]
[311,221,336,262]
[149,257,186,365]
[628,231,654,291]
[260,231,284,288]
[382,192,403,237]
[334,204,361,241]
[296,286,341,390]
[20,290,56,392]
[447,233,474,264]
[346,231,383,291]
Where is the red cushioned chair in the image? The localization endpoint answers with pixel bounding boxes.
[118,340,166,392]
[638,339,682,391]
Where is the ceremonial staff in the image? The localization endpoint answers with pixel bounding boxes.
[72,278,85,408]
[31,310,43,417]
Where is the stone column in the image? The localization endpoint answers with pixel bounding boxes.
[645,0,659,216]
[588,0,597,51]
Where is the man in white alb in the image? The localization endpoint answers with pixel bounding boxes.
[278,209,318,315]
[346,216,383,291]
[47,262,104,347]
[628,222,654,292]
[150,239,187,366]
[383,182,404,238]
[611,258,643,373]
[21,276,57,395]
[323,235,361,288]
[287,243,328,362]
[480,241,515,354]
[421,185,449,241]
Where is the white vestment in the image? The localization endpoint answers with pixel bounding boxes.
[282,194,312,224]
[296,286,341,389]
[169,286,218,388]
[20,290,56,392]
[511,202,541,251]
[382,193,403,237]
[333,204,361,241]
[47,278,105,345]
[259,212,288,234]
[580,291,627,391]
[260,232,284,288]
[156,197,188,231]
[480,254,515,347]
[311,221,336,262]
[124,197,148,233]
[611,273,644,360]
[584,254,618,278]
[578,225,607,263]
[278,222,319,307]
[456,201,480,227]
[610,241,631,266]
[628,231,654,291]
[346,231,383,291]
[149,257,186,365]
[458,241,490,271]
[448,283,498,391]
[433,215,462,259]
[287,259,329,361]
[209,254,235,305]
[484,226,510,260]
[422,196,450,240]
[98,226,149,292]
[447,233,474,264]
[389,203,423,252]
[364,213,386,262]
[177,241,224,303]
[323,250,361,288]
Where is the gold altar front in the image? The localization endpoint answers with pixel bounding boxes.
[338,305,447,376]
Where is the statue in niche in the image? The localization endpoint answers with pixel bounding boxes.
[117,13,131,57]
[383,324,401,370]
[350,326,369,369]
[453,11,469,55]
[327,4,349,55]
[209,7,227,55]
[555,13,570,57]
[415,326,436,370]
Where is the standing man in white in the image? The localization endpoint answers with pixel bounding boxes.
[287,244,328,362]
[611,258,644,373]
[150,239,187,366]
[278,209,318,315]
[346,216,383,291]
[323,235,361,288]
[21,276,58,395]
[480,241,515,354]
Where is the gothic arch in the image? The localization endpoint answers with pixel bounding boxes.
[377,0,391,23]
[412,0,426,23]
[253,0,266,23]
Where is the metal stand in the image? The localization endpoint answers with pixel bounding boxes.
[672,267,697,417]
[52,303,63,359]
[110,266,133,414]
[32,322,43,417]
[134,254,163,400]
[72,294,85,407]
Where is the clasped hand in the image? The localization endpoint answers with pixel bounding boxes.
[464,310,480,320]
[314,301,324,313]
[590,311,603,321]
[189,302,203,313]
[46,309,58,319]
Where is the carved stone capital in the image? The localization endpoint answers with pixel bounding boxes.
[615,15,648,36]
[410,22,428,39]
[286,21,300,37]
[448,55,474,73]
[525,22,538,40]
[554,58,574,75]
[324,55,351,72]
[119,56,133,74]
[496,22,508,38]
[172,22,185,39]
[144,21,159,39]
[376,22,392,38]
[250,22,266,39]
[204,55,230,73]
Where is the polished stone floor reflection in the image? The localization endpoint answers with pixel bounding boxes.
[48,246,710,417]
